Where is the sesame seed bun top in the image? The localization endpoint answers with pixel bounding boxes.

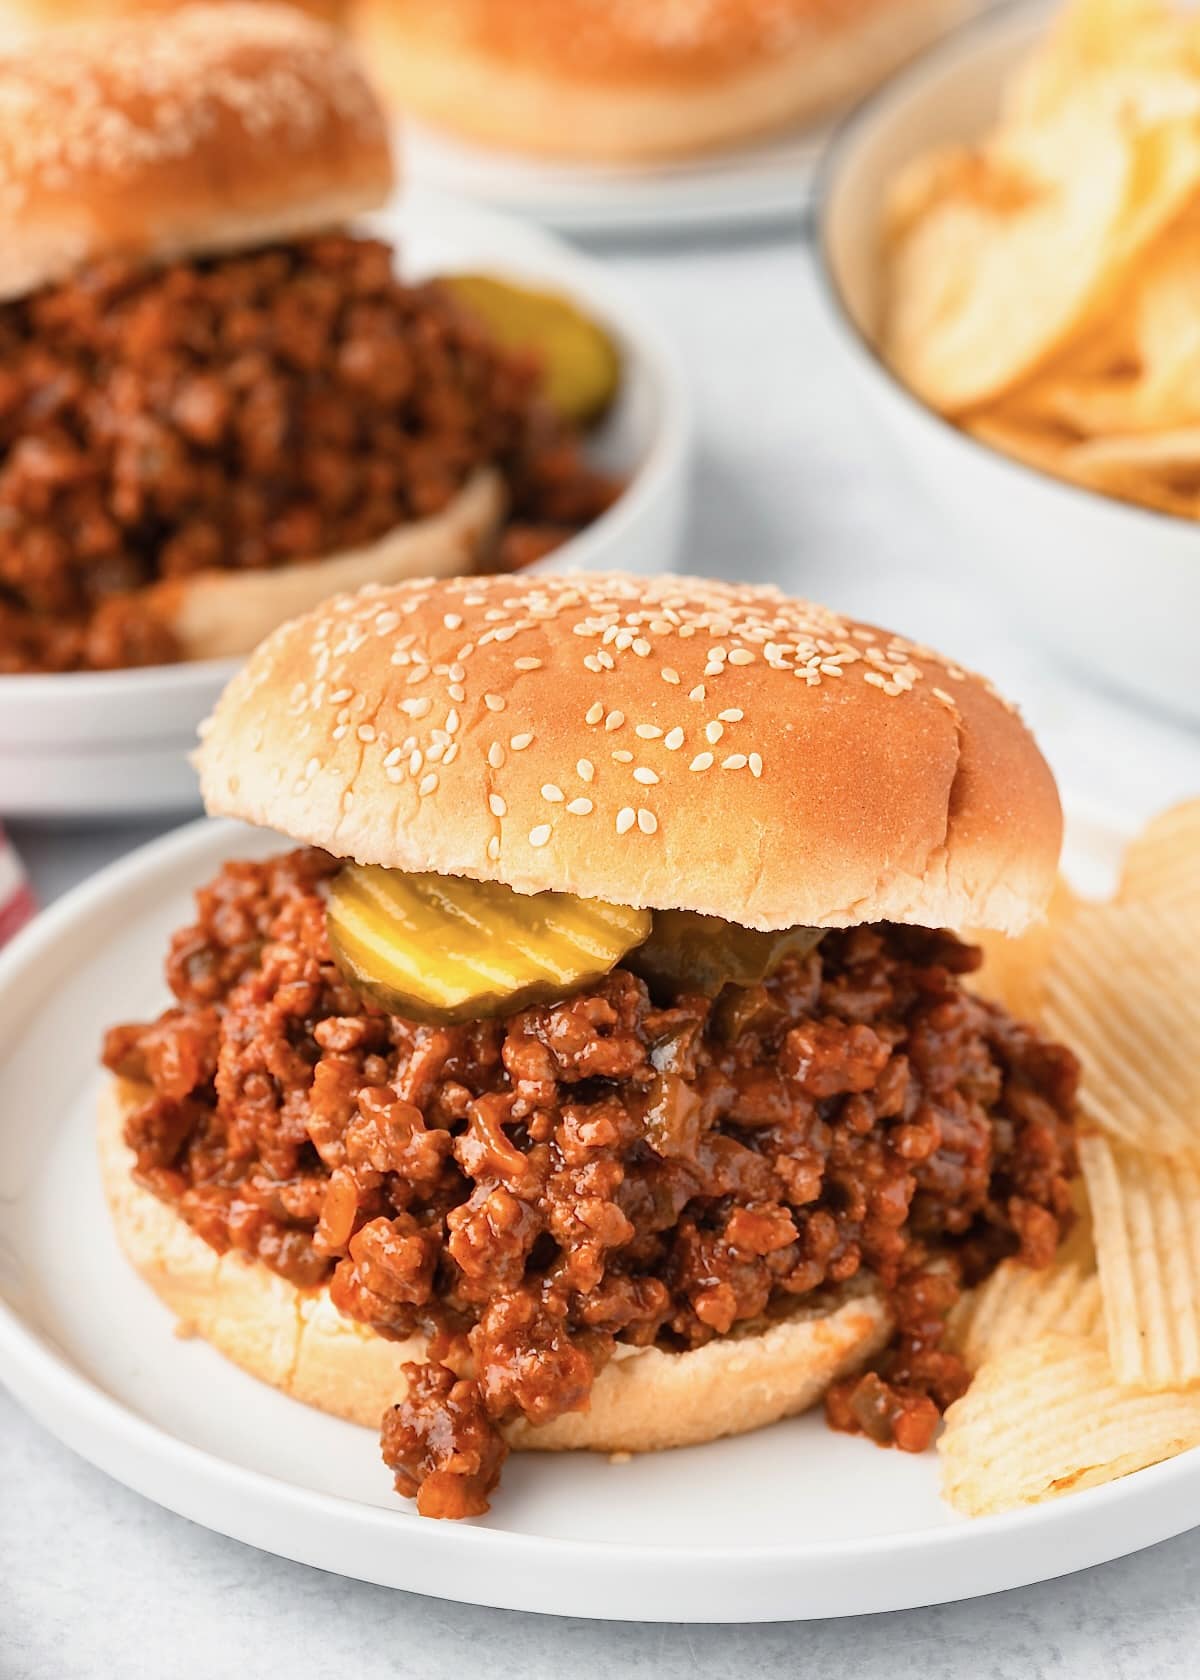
[197,572,1062,935]
[0,2,393,303]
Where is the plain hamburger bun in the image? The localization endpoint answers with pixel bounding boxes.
[151,467,505,662]
[0,2,392,302]
[351,0,964,163]
[99,1076,892,1450]
[197,571,1062,936]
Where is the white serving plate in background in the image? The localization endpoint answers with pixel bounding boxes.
[4,808,1200,1624]
[0,191,689,821]
[815,4,1200,728]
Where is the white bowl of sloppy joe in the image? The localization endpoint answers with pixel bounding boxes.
[0,192,688,818]
[813,4,1200,726]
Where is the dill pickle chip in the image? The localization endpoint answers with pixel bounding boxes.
[444,273,621,425]
[326,865,651,1024]
[628,911,824,998]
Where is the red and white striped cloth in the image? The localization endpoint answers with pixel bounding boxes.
[0,824,35,947]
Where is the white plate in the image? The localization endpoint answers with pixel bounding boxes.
[814,2,1200,728]
[4,807,1199,1623]
[401,118,828,238]
[0,191,689,822]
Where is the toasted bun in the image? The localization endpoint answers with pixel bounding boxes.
[0,3,392,302]
[197,572,1062,935]
[100,1076,891,1450]
[352,0,963,162]
[153,468,505,662]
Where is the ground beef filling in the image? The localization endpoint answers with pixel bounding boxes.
[0,235,616,673]
[102,850,1079,1518]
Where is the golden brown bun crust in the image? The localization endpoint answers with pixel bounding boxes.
[352,0,963,161]
[0,2,392,301]
[197,572,1062,935]
[99,1077,891,1450]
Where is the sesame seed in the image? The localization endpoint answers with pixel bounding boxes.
[705,721,724,744]
[728,648,754,666]
[567,797,593,815]
[514,657,542,671]
[749,753,763,778]
[722,754,747,770]
[542,784,564,803]
[661,667,680,684]
[637,810,658,834]
[612,749,634,763]
[616,807,636,835]
[408,750,422,775]
[488,793,507,817]
[443,612,463,630]
[719,708,744,722]
[511,733,534,750]
[419,773,438,796]
[690,753,714,772]
[864,672,888,690]
[384,747,402,767]
[585,702,604,725]
[689,685,706,702]
[488,742,505,769]
[449,684,465,703]
[632,638,651,657]
[445,708,460,734]
[444,744,459,765]
[664,727,684,750]
[487,836,501,860]
[635,724,663,739]
[577,759,595,782]
[356,724,376,743]
[633,767,659,785]
[605,710,625,731]
[584,655,603,673]
[484,693,506,712]
[529,824,552,849]
[933,686,956,706]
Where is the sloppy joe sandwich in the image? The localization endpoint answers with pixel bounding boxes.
[0,5,614,675]
[100,571,1082,1518]
[351,0,965,163]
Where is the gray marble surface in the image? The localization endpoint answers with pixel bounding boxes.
[4,233,1200,1678]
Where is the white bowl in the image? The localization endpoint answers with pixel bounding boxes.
[0,189,689,820]
[815,4,1200,726]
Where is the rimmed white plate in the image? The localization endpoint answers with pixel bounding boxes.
[401,119,829,238]
[0,191,689,822]
[4,806,1198,1623]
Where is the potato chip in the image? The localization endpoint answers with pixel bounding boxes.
[883,0,1200,515]
[1042,903,1200,1160]
[1080,1133,1200,1388]
[1119,799,1200,912]
[939,1333,1200,1515]
[967,874,1081,1022]
[885,109,1137,412]
[948,1258,1102,1373]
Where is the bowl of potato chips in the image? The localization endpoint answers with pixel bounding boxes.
[817,0,1200,724]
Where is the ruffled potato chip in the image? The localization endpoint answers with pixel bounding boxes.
[967,874,1081,1022]
[1042,904,1200,1160]
[939,1333,1200,1515]
[1119,799,1200,912]
[947,1259,1101,1373]
[1080,1133,1200,1388]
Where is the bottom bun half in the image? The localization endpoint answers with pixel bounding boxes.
[99,1076,891,1451]
[150,465,506,663]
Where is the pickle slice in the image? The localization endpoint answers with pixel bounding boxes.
[627,910,824,999]
[326,865,651,1024]
[444,273,621,426]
